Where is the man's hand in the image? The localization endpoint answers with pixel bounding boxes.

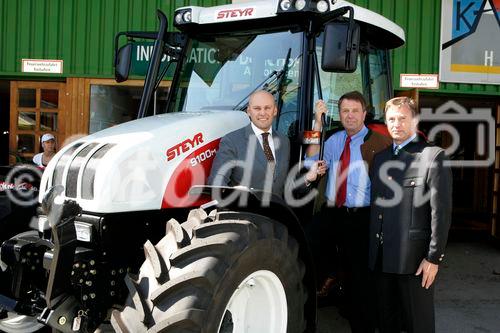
[305,160,327,183]
[306,100,328,157]
[313,100,328,131]
[415,258,439,289]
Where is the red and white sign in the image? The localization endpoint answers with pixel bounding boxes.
[22,59,63,74]
[166,132,204,161]
[162,138,221,209]
[400,74,439,89]
[216,7,255,21]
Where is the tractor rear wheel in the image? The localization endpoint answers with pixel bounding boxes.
[111,209,307,333]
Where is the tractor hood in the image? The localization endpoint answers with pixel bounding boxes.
[39,111,249,213]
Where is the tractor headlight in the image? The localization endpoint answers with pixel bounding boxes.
[174,9,193,26]
[277,0,331,14]
[183,11,192,23]
[316,0,329,12]
[175,13,183,25]
[295,0,307,10]
[280,0,292,11]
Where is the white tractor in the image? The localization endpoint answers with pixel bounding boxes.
[0,1,404,332]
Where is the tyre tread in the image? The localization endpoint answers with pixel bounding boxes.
[147,309,205,333]
[150,270,214,305]
[143,240,168,283]
[115,209,308,333]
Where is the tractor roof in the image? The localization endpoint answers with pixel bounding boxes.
[174,0,405,49]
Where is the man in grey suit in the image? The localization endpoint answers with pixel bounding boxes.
[369,97,452,332]
[208,90,325,198]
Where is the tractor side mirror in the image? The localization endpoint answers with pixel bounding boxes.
[321,20,360,73]
[114,43,133,83]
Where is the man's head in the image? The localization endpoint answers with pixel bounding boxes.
[41,133,56,153]
[384,97,418,145]
[247,90,277,131]
[338,91,367,136]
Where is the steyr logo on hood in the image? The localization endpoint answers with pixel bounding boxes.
[166,133,204,161]
[216,8,254,20]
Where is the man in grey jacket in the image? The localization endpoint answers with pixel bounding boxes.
[369,96,452,332]
[208,90,325,198]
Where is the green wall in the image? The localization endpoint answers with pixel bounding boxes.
[0,0,230,78]
[1,0,498,96]
[351,0,500,96]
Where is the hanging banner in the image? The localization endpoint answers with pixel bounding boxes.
[439,0,500,84]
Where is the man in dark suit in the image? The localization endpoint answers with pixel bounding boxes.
[208,90,325,197]
[369,96,452,332]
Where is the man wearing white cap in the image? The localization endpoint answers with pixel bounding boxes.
[33,133,56,168]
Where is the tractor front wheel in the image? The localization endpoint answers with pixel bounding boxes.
[111,209,307,333]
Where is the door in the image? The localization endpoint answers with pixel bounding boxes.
[9,81,65,164]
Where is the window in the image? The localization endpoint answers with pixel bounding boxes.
[314,34,392,131]
[365,50,391,120]
[9,82,64,163]
[89,84,169,134]
[314,34,363,132]
[172,30,303,138]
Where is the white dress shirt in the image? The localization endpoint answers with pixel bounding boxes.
[250,122,276,160]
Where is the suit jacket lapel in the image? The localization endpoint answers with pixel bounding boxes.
[273,133,282,166]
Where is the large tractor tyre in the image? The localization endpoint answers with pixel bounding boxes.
[111,209,308,333]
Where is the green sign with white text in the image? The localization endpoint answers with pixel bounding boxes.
[130,42,175,78]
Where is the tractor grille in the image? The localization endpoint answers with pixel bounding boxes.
[53,143,83,189]
[65,143,99,198]
[81,144,114,200]
[50,142,115,200]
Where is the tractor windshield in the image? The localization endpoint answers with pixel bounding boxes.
[168,27,391,139]
[172,30,302,114]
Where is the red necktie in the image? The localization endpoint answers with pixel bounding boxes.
[335,135,351,207]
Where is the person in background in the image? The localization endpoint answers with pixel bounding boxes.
[33,133,56,168]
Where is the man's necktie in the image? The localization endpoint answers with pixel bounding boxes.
[393,145,401,156]
[261,132,275,163]
[335,135,351,207]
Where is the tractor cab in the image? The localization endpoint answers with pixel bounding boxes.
[116,0,403,140]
